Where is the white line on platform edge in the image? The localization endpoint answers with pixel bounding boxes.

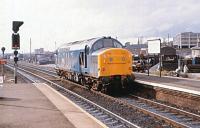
[135,80,200,96]
[33,83,108,128]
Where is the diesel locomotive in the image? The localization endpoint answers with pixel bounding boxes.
[55,37,135,94]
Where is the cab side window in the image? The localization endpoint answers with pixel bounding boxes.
[79,52,84,66]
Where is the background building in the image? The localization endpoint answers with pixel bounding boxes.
[173,32,200,48]
[125,43,148,56]
[34,48,44,54]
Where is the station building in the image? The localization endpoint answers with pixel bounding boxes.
[191,46,200,58]
[173,32,200,48]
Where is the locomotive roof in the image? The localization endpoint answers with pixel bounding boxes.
[58,37,116,51]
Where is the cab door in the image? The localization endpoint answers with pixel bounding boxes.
[82,45,90,74]
[85,45,90,68]
[79,52,84,73]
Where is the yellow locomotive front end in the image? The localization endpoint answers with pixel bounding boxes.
[97,48,135,94]
[98,48,133,77]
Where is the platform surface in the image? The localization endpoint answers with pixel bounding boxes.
[0,83,106,128]
[135,73,200,95]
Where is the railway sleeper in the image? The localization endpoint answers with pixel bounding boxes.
[86,108,96,111]
[106,120,119,125]
[181,117,193,121]
[95,112,104,116]
[103,117,113,122]
[176,115,186,118]
[113,124,125,128]
[98,115,108,119]
[191,121,200,125]
[90,110,99,113]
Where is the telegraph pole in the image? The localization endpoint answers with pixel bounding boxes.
[12,21,24,84]
[30,38,32,63]
[168,34,169,43]
[55,41,56,51]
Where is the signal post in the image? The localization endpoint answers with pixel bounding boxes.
[12,21,23,84]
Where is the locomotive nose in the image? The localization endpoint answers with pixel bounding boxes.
[98,48,132,77]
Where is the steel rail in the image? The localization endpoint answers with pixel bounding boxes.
[119,94,200,128]
[130,94,200,120]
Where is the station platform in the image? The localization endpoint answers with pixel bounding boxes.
[0,83,106,128]
[135,73,200,96]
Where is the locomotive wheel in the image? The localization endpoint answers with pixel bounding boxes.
[112,83,122,96]
[122,78,131,94]
[101,84,109,94]
[91,81,102,91]
[97,83,102,91]
[80,78,85,86]
[91,82,97,91]
[78,75,82,84]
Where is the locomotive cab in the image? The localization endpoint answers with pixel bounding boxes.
[97,48,134,94]
[88,37,135,94]
[98,48,132,77]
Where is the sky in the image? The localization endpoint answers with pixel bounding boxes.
[1,0,200,53]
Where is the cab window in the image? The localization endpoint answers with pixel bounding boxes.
[93,40,103,51]
[104,39,113,47]
[92,39,123,52]
[113,40,122,48]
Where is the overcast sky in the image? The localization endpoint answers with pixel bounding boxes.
[1,0,200,53]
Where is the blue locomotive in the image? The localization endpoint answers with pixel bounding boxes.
[55,37,135,94]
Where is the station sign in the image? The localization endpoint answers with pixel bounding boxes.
[148,39,161,54]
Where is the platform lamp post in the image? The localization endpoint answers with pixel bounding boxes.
[1,47,5,59]
[1,47,5,80]
[12,21,24,84]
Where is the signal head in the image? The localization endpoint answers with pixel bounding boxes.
[12,21,24,33]
[12,33,20,49]
[14,50,18,56]
[1,47,5,52]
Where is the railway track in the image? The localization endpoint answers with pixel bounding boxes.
[119,95,200,128]
[6,62,200,127]
[6,63,139,128]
